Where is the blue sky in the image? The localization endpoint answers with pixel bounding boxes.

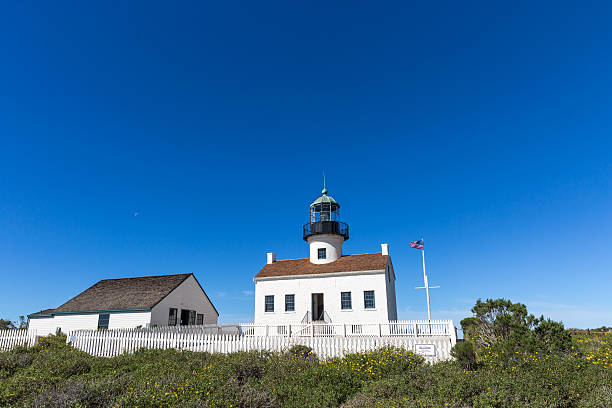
[1,2,611,329]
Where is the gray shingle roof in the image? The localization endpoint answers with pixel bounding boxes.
[29,308,56,317]
[53,273,193,313]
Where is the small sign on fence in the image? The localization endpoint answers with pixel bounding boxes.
[414,343,436,357]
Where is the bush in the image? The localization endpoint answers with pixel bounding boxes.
[287,345,314,359]
[579,385,612,408]
[35,333,69,351]
[461,298,579,368]
[451,340,477,370]
[534,318,573,353]
[28,376,130,408]
[0,347,34,379]
[228,351,268,383]
[0,331,609,407]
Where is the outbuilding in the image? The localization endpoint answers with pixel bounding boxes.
[28,273,218,335]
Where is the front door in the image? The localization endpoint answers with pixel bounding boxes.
[311,293,324,321]
[180,309,190,326]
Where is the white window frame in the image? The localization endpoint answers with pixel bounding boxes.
[364,290,375,309]
[265,295,274,312]
[341,291,352,310]
[285,294,295,312]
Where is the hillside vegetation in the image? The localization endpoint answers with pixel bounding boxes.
[0,300,610,407]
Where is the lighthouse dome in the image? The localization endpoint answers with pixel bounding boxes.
[310,188,340,208]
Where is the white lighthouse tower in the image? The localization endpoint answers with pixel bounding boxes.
[303,188,349,264]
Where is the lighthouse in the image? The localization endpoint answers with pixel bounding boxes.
[253,187,398,326]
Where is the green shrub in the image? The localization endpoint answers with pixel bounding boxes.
[28,376,131,408]
[579,385,612,408]
[35,333,69,351]
[450,340,477,370]
[0,348,34,379]
[0,332,609,407]
[287,345,314,358]
[228,351,268,383]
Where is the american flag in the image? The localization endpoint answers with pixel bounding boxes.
[410,240,424,250]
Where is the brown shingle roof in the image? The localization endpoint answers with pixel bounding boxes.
[254,253,388,279]
[53,273,193,313]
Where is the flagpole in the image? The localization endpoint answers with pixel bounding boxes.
[413,238,439,325]
[421,237,431,321]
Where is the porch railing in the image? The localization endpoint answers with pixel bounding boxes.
[235,320,455,339]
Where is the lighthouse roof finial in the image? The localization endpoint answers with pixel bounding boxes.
[322,171,327,195]
[311,171,337,206]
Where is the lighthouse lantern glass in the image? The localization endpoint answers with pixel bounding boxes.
[310,204,339,223]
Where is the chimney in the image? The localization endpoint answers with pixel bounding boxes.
[381,243,389,256]
[266,252,276,264]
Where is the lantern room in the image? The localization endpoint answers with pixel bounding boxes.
[309,188,340,222]
[303,188,349,242]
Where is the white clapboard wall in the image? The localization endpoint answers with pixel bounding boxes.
[0,329,37,351]
[67,330,455,362]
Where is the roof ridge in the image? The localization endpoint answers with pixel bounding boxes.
[98,273,192,282]
[51,273,196,314]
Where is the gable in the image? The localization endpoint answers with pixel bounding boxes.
[254,253,388,279]
[152,274,220,317]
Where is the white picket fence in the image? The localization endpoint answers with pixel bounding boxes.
[0,329,37,351]
[0,322,456,362]
[67,330,455,362]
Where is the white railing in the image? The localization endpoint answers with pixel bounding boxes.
[90,324,242,335]
[0,329,37,351]
[235,320,455,339]
[67,330,455,362]
[85,320,455,340]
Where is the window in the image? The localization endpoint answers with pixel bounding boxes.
[196,313,204,325]
[318,248,326,259]
[189,310,196,325]
[265,295,274,312]
[285,294,295,312]
[97,313,109,329]
[168,308,178,326]
[341,292,352,310]
[364,291,375,309]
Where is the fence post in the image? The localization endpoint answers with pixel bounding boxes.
[378,323,382,337]
[343,324,346,337]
